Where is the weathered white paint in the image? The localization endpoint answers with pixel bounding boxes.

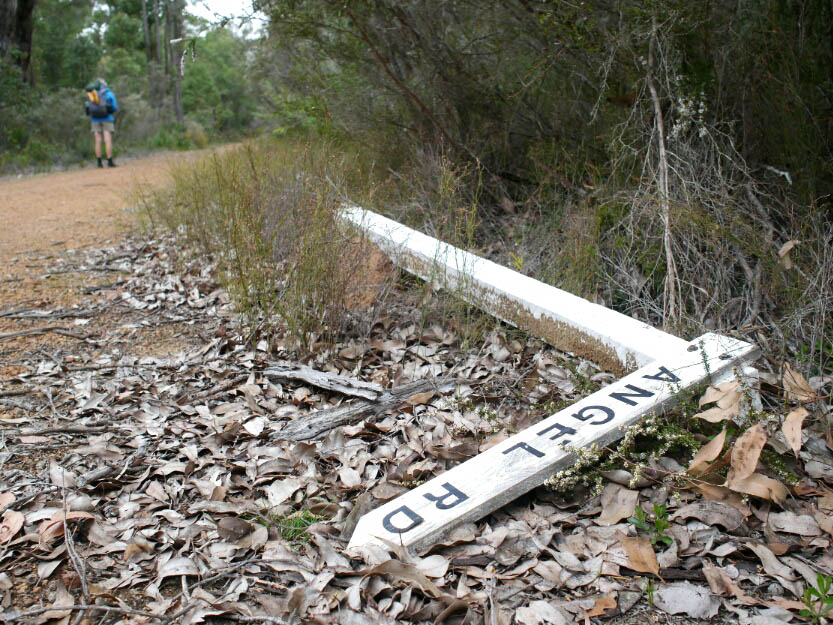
[347,332,759,555]
[341,205,688,373]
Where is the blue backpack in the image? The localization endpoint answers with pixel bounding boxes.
[84,83,113,117]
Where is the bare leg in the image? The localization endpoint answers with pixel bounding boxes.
[94,131,102,158]
[103,131,113,158]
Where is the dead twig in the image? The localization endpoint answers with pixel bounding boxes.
[0,306,38,317]
[229,616,290,625]
[2,604,167,623]
[10,425,116,436]
[0,326,90,342]
[0,388,34,398]
[62,488,90,610]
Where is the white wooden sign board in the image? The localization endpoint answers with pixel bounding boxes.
[347,332,759,555]
[341,205,688,374]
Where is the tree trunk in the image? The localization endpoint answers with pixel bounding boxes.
[169,0,185,124]
[141,0,152,65]
[163,0,170,79]
[0,0,36,84]
[152,0,161,63]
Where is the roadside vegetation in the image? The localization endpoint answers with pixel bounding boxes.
[132,1,831,383]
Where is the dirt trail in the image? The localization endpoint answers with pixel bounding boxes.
[0,149,221,378]
[0,152,188,260]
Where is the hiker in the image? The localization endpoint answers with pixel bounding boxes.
[85,78,118,168]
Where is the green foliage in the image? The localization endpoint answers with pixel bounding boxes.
[801,573,833,624]
[643,578,656,608]
[268,90,331,137]
[31,0,99,88]
[1,5,264,174]
[799,337,833,378]
[103,12,143,50]
[147,123,192,150]
[98,47,146,94]
[629,504,673,548]
[250,509,323,545]
[276,510,322,543]
[183,28,256,132]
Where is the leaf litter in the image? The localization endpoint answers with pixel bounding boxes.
[0,232,832,624]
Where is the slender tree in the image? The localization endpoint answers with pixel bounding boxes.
[0,0,36,83]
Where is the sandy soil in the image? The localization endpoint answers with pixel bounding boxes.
[0,153,186,262]
[0,150,220,379]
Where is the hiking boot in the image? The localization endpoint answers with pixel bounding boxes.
[107,158,116,168]
[97,158,103,168]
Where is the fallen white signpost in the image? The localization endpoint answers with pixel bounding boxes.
[341,205,688,374]
[339,207,760,555]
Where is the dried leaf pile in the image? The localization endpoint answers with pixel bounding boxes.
[1,233,833,625]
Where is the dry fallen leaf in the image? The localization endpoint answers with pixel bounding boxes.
[37,559,63,582]
[693,482,751,515]
[745,542,802,596]
[38,510,95,543]
[694,382,741,422]
[0,509,24,543]
[360,559,446,599]
[35,580,74,624]
[217,517,254,541]
[596,483,638,526]
[701,561,757,605]
[688,429,727,475]
[730,422,767,481]
[264,477,303,507]
[654,582,720,618]
[620,536,659,576]
[515,600,568,625]
[49,461,77,488]
[699,381,740,407]
[768,511,821,537]
[415,554,450,578]
[123,540,152,561]
[585,594,617,617]
[783,363,816,402]
[243,416,266,437]
[671,501,748,535]
[157,556,200,580]
[727,472,788,504]
[782,406,809,456]
[404,391,435,406]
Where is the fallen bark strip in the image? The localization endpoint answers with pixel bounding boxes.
[276,377,458,441]
[14,425,116,435]
[263,364,385,401]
